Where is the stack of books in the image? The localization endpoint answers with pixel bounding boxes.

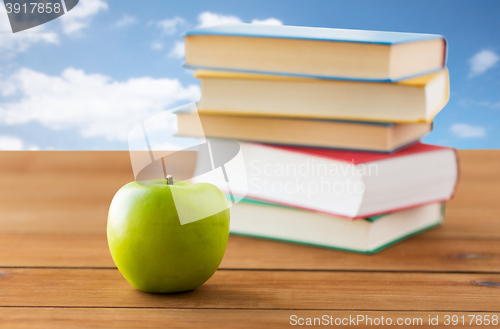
[179,23,459,253]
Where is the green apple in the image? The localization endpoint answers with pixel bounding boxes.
[107,179,230,293]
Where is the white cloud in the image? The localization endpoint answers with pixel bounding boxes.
[197,12,242,28]
[114,14,137,28]
[458,98,500,109]
[0,135,39,150]
[450,123,486,138]
[0,67,200,141]
[250,18,283,25]
[169,41,185,58]
[60,0,108,35]
[477,100,500,108]
[468,50,499,77]
[197,12,283,28]
[151,42,163,50]
[0,5,59,58]
[157,17,185,35]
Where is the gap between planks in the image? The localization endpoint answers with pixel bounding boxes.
[1,268,500,311]
[2,234,500,272]
[1,308,499,329]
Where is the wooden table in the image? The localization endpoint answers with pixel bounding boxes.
[1,150,499,328]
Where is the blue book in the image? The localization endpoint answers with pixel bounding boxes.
[183,23,447,82]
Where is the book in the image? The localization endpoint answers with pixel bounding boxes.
[194,141,458,219]
[230,199,444,254]
[175,110,432,153]
[194,69,449,123]
[183,23,447,82]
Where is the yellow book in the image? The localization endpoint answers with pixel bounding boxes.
[195,69,449,123]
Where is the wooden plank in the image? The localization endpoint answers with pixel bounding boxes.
[0,234,113,268]
[0,151,130,173]
[0,151,194,235]
[1,268,500,311]
[0,151,131,235]
[222,235,500,272]
[425,149,500,239]
[1,308,499,328]
[2,234,500,273]
[424,149,500,239]
[0,150,499,237]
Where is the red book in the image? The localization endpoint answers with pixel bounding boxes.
[224,142,459,219]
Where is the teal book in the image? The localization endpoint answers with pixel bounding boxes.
[229,199,445,254]
[183,23,447,82]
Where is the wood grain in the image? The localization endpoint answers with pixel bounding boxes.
[426,149,500,239]
[2,234,500,273]
[0,151,194,234]
[0,308,497,328]
[1,268,500,311]
[0,234,113,268]
[222,235,500,272]
[0,150,499,327]
[0,152,131,234]
[1,150,499,237]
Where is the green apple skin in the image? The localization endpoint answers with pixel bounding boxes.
[107,180,230,293]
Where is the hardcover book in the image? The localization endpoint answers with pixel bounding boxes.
[194,141,459,219]
[230,199,445,253]
[184,23,447,82]
[194,69,449,123]
[176,110,432,153]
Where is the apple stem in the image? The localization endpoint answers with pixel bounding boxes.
[166,175,173,185]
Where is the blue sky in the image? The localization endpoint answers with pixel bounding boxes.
[0,0,499,150]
